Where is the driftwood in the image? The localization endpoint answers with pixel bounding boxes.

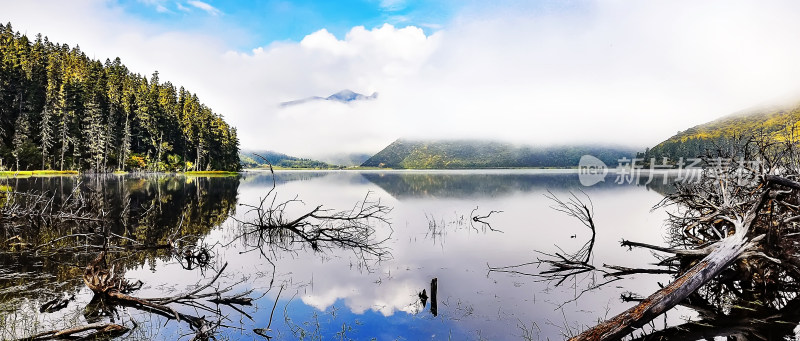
[21,322,128,341]
[470,206,503,232]
[569,135,800,340]
[488,190,604,287]
[430,277,438,317]
[0,174,251,340]
[229,160,393,267]
[628,291,800,341]
[569,191,767,340]
[232,191,392,262]
[82,250,248,337]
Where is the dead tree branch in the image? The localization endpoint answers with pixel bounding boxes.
[229,165,393,266]
[82,251,250,337]
[21,322,129,341]
[570,135,800,340]
[470,206,504,233]
[489,190,603,287]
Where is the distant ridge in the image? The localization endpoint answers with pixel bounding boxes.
[361,139,635,169]
[240,150,336,169]
[644,99,800,161]
[280,89,378,107]
[317,153,372,167]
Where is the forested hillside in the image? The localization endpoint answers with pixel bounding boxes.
[362,139,634,168]
[239,150,336,169]
[644,102,800,162]
[0,23,239,172]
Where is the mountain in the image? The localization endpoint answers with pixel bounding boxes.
[280,89,378,107]
[361,172,648,199]
[644,101,800,162]
[240,150,337,169]
[316,153,372,167]
[326,89,378,102]
[361,139,635,169]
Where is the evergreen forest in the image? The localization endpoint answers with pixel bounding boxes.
[0,23,239,172]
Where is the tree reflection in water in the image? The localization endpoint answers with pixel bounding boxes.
[10,164,800,339]
[0,171,394,340]
[229,168,393,273]
[480,140,800,340]
[0,174,241,339]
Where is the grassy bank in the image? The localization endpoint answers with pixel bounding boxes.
[0,170,79,178]
[184,171,240,177]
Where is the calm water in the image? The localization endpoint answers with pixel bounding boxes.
[0,170,689,340]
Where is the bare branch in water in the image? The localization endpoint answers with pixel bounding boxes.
[228,166,393,267]
[82,251,252,339]
[570,134,800,340]
[489,190,604,288]
[20,322,129,341]
[470,206,504,233]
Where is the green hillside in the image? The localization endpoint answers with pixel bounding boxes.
[0,23,239,172]
[240,150,337,169]
[644,102,800,161]
[361,139,635,169]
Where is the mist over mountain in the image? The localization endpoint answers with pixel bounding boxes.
[362,139,636,169]
[644,99,800,162]
[316,153,372,167]
[280,89,378,107]
[239,150,336,169]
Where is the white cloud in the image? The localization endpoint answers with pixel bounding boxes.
[187,0,221,16]
[176,2,191,12]
[378,0,406,11]
[216,24,441,157]
[2,0,800,159]
[136,0,163,5]
[136,0,169,13]
[233,1,800,156]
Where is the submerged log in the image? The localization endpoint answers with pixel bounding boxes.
[83,251,118,294]
[430,277,438,317]
[83,251,181,320]
[569,192,767,341]
[23,322,128,340]
[629,292,800,341]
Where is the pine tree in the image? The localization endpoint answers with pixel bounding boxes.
[58,99,69,171]
[84,100,105,171]
[0,24,239,171]
[11,112,30,170]
[120,111,131,170]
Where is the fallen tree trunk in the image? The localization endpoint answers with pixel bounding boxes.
[569,192,767,341]
[628,291,800,341]
[22,322,128,340]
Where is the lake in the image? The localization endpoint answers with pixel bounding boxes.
[0,170,711,340]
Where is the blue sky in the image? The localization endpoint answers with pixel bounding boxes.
[116,0,460,49]
[3,1,800,158]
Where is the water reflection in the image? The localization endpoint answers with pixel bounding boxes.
[360,169,677,199]
[226,171,679,340]
[0,170,787,340]
[0,174,239,313]
[239,169,333,187]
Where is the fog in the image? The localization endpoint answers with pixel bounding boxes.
[3,0,800,159]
